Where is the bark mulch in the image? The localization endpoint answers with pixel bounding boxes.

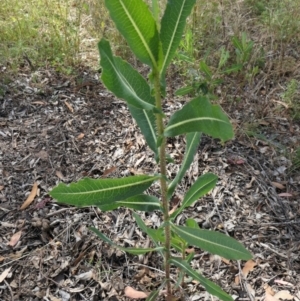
[0,65,299,301]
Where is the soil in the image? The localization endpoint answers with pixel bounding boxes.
[0,63,299,301]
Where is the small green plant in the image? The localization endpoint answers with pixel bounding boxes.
[175,46,243,98]
[50,1,251,300]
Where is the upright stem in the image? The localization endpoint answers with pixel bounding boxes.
[153,70,172,299]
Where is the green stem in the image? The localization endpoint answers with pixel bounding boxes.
[153,70,172,299]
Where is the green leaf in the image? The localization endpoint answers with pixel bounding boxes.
[105,0,160,68]
[128,105,158,158]
[146,290,160,301]
[172,225,252,260]
[168,132,201,199]
[186,218,200,229]
[117,194,162,212]
[49,175,159,207]
[90,227,163,255]
[175,85,194,96]
[99,39,156,110]
[170,257,233,301]
[164,96,234,142]
[221,64,242,74]
[199,61,212,80]
[133,213,163,256]
[160,0,197,77]
[171,173,217,218]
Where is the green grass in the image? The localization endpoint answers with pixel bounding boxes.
[1,0,299,75]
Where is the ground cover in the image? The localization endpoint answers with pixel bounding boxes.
[0,0,300,300]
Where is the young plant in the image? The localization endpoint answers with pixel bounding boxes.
[50,1,252,300]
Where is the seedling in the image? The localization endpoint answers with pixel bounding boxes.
[50,1,252,300]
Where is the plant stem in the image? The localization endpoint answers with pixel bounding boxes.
[153,70,172,299]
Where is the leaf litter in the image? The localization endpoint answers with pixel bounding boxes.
[0,65,299,300]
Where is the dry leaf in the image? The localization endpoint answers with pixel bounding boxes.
[124,286,148,299]
[77,133,84,140]
[64,101,74,113]
[102,166,116,178]
[8,231,22,247]
[0,267,11,283]
[0,185,4,191]
[31,101,46,105]
[274,290,294,300]
[274,279,294,286]
[55,171,65,180]
[20,182,38,210]
[265,292,280,301]
[264,284,275,296]
[235,260,256,284]
[278,193,293,198]
[271,182,285,190]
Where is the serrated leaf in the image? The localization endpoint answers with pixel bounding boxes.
[90,227,163,255]
[49,175,159,207]
[99,39,155,110]
[160,0,196,77]
[170,257,233,301]
[171,173,217,218]
[164,96,234,142]
[105,0,160,68]
[117,194,162,212]
[128,105,158,158]
[172,225,252,260]
[168,132,201,199]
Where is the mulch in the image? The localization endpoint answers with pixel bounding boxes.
[0,64,299,301]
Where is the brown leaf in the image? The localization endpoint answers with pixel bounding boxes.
[0,267,11,283]
[274,290,294,300]
[271,182,285,190]
[278,193,293,198]
[265,292,280,301]
[20,182,38,210]
[0,185,4,191]
[77,133,85,140]
[8,231,22,247]
[124,286,148,299]
[55,171,65,180]
[64,101,74,113]
[102,166,116,178]
[235,260,256,284]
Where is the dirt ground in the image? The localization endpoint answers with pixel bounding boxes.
[0,63,300,301]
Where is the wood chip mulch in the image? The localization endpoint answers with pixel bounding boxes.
[0,65,299,301]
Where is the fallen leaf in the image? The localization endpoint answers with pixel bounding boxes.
[274,279,294,286]
[20,182,38,210]
[235,260,256,284]
[278,193,293,198]
[271,182,285,190]
[55,171,65,180]
[102,166,116,178]
[124,286,148,299]
[265,292,280,301]
[77,133,84,140]
[64,101,74,113]
[264,284,275,296]
[8,231,22,247]
[274,290,294,300]
[0,267,11,283]
[0,185,4,191]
